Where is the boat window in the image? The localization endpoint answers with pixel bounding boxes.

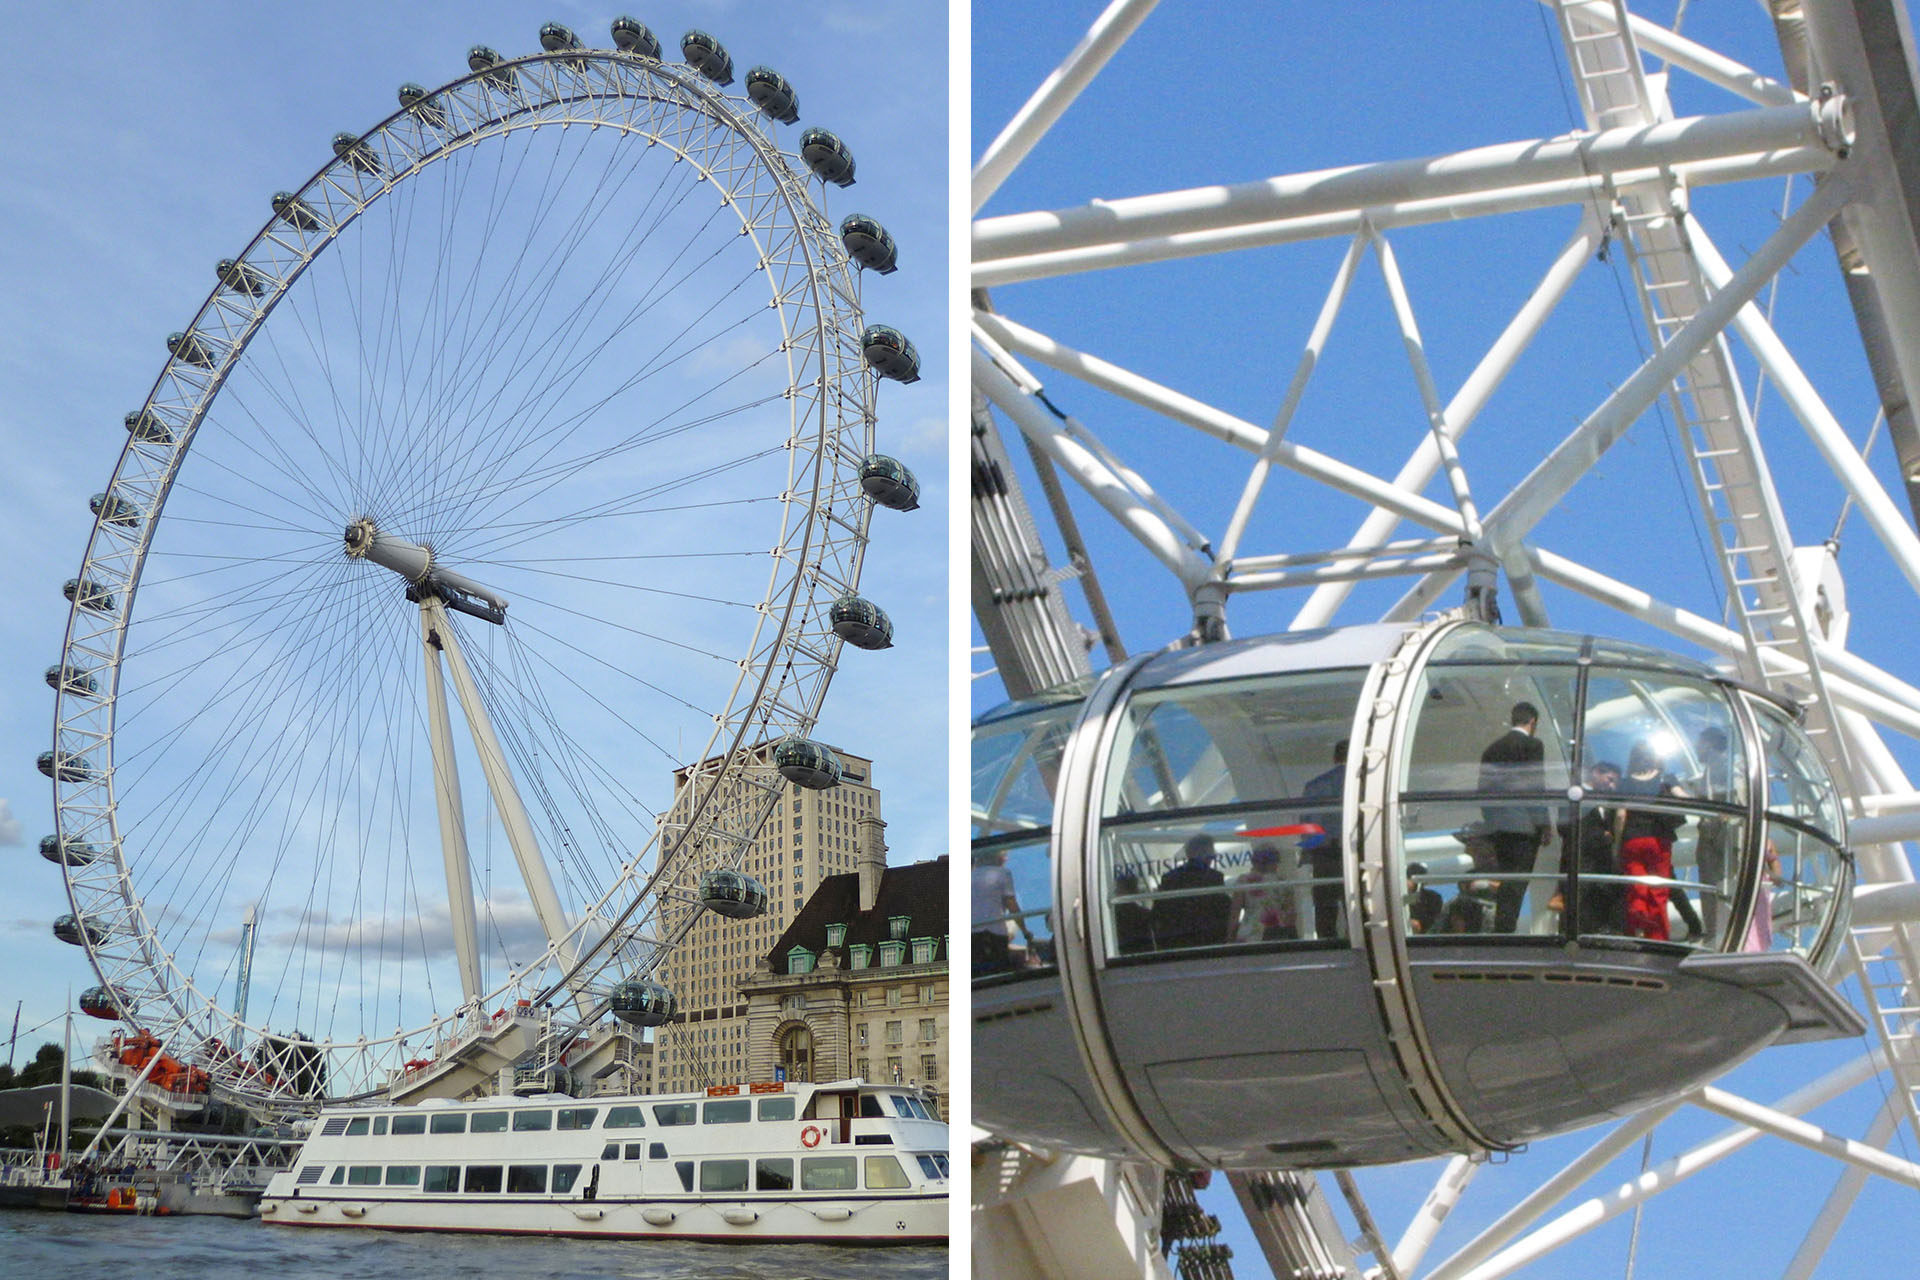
[864,1155,910,1189]
[471,1112,508,1134]
[384,1166,420,1187]
[552,1165,581,1194]
[511,1110,553,1132]
[604,1106,646,1129]
[915,1154,948,1181]
[801,1156,857,1191]
[653,1103,697,1126]
[328,1167,345,1185]
[601,1143,620,1161]
[674,1161,694,1191]
[703,1099,751,1124]
[700,1159,749,1192]
[556,1108,597,1131]
[320,1118,349,1137]
[649,1143,668,1160]
[345,1118,371,1137]
[855,1134,894,1146]
[860,1095,885,1118]
[756,1158,794,1191]
[347,1166,381,1186]
[463,1165,503,1194]
[890,1095,931,1120]
[295,1166,324,1185]
[390,1115,426,1135]
[422,1165,459,1193]
[371,1117,388,1136]
[429,1113,467,1135]
[624,1144,643,1161]
[757,1096,795,1122]
[507,1165,546,1194]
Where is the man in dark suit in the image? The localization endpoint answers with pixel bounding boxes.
[1152,833,1231,951]
[1479,701,1549,934]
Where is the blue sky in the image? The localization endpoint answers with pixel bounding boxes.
[974,1,1920,1275]
[0,2,946,1075]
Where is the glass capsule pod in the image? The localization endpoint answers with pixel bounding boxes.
[332,132,382,176]
[40,835,98,866]
[397,83,446,129]
[539,21,580,53]
[512,1061,573,1096]
[53,913,104,947]
[857,454,920,511]
[839,214,898,274]
[78,986,133,1021]
[745,66,800,124]
[799,127,856,187]
[681,30,735,85]
[45,664,99,696]
[611,17,661,59]
[90,491,140,527]
[270,191,323,233]
[830,594,894,650]
[216,258,269,297]
[860,325,920,383]
[611,979,678,1027]
[775,736,843,790]
[38,750,96,783]
[467,46,516,89]
[64,577,115,613]
[971,620,1859,1169]
[700,868,770,920]
[166,331,216,368]
[126,408,174,444]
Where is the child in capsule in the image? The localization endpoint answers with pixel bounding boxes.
[1613,740,1704,942]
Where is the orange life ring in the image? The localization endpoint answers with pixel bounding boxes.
[800,1125,823,1148]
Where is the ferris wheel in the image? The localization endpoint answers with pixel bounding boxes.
[42,18,922,1105]
[974,2,1920,1277]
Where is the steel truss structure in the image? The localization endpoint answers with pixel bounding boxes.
[51,38,882,1104]
[974,1,1920,1276]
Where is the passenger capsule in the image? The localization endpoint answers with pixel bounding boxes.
[839,214,898,274]
[699,868,770,920]
[216,258,270,297]
[271,191,324,233]
[167,331,217,368]
[610,17,661,59]
[799,127,855,187]
[397,83,447,128]
[857,454,920,511]
[53,914,105,947]
[539,22,588,69]
[972,620,1862,1170]
[90,491,140,528]
[332,132,382,176]
[64,578,116,614]
[774,736,843,790]
[610,978,678,1027]
[512,1061,572,1096]
[861,325,920,383]
[681,30,734,85]
[125,409,174,445]
[745,66,799,124]
[78,986,134,1021]
[45,665,99,697]
[468,46,517,89]
[829,595,894,650]
[40,835,99,867]
[37,750,96,784]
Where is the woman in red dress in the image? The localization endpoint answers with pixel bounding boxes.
[1612,741,1704,942]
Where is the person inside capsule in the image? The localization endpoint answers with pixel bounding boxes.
[1613,739,1705,943]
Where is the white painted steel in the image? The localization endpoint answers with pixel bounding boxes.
[420,602,485,1005]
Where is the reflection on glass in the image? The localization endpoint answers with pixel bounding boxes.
[1402,666,1576,796]
[1754,820,1844,956]
[972,701,1077,839]
[972,837,1053,978]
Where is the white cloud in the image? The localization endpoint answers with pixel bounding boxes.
[0,800,21,846]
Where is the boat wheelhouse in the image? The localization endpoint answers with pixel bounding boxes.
[258,1078,946,1243]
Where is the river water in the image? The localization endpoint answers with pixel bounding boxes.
[0,1208,950,1278]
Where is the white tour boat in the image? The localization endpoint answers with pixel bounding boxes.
[258,1078,947,1243]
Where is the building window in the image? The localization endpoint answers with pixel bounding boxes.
[887,1056,903,1083]
[849,943,872,969]
[887,985,902,1007]
[919,984,935,1005]
[911,936,936,964]
[888,915,910,940]
[922,1055,938,1081]
[858,1024,869,1047]
[879,940,905,967]
[918,1019,936,1044]
[824,922,847,948]
[885,1020,902,1045]
[783,994,806,1016]
[787,946,814,974]
[778,1025,813,1083]
[857,1057,870,1079]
